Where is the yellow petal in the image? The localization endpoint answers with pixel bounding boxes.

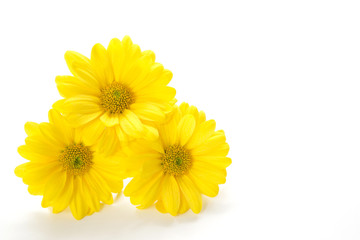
[194,156,232,168]
[188,171,219,197]
[119,109,144,137]
[48,109,74,145]
[120,140,162,176]
[178,192,190,214]
[124,159,162,196]
[130,103,165,122]
[191,161,227,184]
[14,162,29,177]
[177,175,202,214]
[179,103,202,125]
[134,173,163,209]
[115,125,128,142]
[130,62,164,92]
[28,185,44,195]
[192,141,229,158]
[42,170,67,208]
[25,134,62,155]
[56,75,100,98]
[198,110,206,124]
[177,114,196,146]
[70,176,88,220]
[129,172,161,205]
[192,134,226,155]
[100,112,120,127]
[141,50,155,62]
[66,112,103,128]
[125,55,154,90]
[17,145,55,162]
[56,96,103,127]
[92,164,123,193]
[97,128,119,156]
[117,36,142,84]
[81,178,101,212]
[123,139,162,155]
[52,99,66,112]
[38,123,64,148]
[153,69,173,86]
[161,174,180,216]
[64,51,100,89]
[65,51,89,70]
[24,122,40,136]
[142,124,159,141]
[62,95,102,114]
[143,138,164,154]
[136,86,176,103]
[155,200,167,214]
[81,119,105,146]
[72,61,101,89]
[91,43,113,87]
[73,128,83,143]
[107,38,123,82]
[24,134,61,157]
[158,110,179,147]
[186,120,216,150]
[21,162,60,186]
[122,35,133,46]
[20,139,59,161]
[52,176,74,213]
[86,169,113,205]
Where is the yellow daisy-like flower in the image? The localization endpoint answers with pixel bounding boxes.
[15,110,124,220]
[123,103,231,216]
[54,36,176,154]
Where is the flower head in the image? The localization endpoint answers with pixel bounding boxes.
[123,103,231,215]
[53,36,176,154]
[15,110,124,220]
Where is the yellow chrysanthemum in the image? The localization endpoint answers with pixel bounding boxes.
[15,110,124,220]
[123,103,231,216]
[53,36,176,154]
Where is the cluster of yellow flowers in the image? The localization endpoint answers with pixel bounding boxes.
[15,36,231,220]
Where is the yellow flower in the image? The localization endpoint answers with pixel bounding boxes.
[123,103,231,216]
[15,110,124,220]
[53,36,176,154]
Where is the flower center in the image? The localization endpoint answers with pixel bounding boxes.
[58,143,93,175]
[161,145,192,176]
[100,82,134,114]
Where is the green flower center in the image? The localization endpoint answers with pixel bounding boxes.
[58,143,93,175]
[100,82,134,114]
[161,145,192,176]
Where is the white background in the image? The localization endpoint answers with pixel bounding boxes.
[0,0,360,239]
